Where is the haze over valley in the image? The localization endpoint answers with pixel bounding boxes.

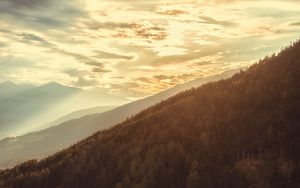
[0,81,128,139]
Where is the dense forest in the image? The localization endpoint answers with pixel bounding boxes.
[0,39,300,188]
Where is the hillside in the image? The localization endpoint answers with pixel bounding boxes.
[0,69,236,169]
[1,40,300,188]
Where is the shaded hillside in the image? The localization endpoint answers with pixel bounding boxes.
[0,70,235,169]
[1,39,300,188]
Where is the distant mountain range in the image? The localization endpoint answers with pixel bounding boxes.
[0,69,238,169]
[1,40,299,188]
[40,106,117,131]
[0,82,128,139]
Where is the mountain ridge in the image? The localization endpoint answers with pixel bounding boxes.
[0,39,299,187]
[0,69,238,169]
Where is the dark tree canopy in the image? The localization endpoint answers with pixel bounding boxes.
[0,39,300,188]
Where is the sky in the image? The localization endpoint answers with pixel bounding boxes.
[0,0,299,99]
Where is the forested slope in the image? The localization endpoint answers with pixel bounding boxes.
[0,40,300,188]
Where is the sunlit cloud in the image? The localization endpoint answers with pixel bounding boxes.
[0,0,299,98]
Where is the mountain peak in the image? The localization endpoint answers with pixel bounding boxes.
[0,80,16,87]
[42,82,81,91]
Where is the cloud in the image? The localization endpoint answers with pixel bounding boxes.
[85,20,168,41]
[153,73,195,82]
[0,0,84,30]
[84,61,112,73]
[198,16,237,27]
[92,68,112,73]
[0,42,6,48]
[290,22,300,26]
[155,49,219,65]
[0,56,35,68]
[111,73,196,98]
[73,76,99,87]
[101,0,158,11]
[18,33,54,47]
[86,21,140,30]
[14,32,109,72]
[110,82,146,98]
[157,9,186,16]
[134,27,168,41]
[85,61,105,68]
[0,0,50,10]
[94,50,134,60]
[63,68,89,78]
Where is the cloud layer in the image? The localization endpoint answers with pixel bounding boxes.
[0,0,300,98]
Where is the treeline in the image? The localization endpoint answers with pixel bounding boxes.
[0,39,300,188]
